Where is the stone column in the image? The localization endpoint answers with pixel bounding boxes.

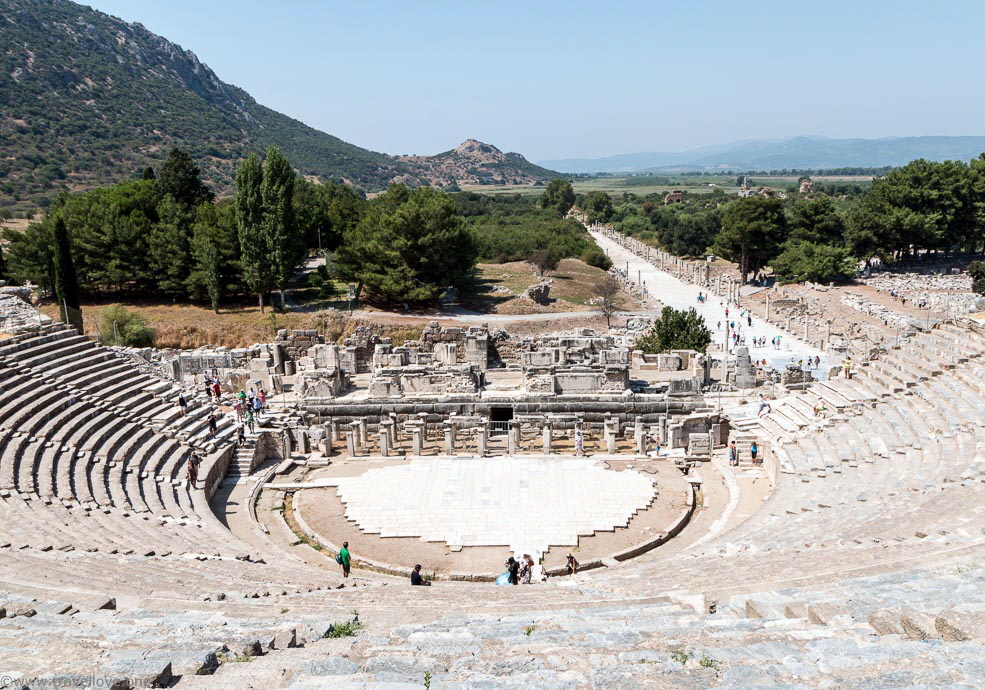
[345,430,357,457]
[443,426,454,456]
[634,417,645,455]
[379,428,390,457]
[272,342,286,375]
[507,422,518,455]
[331,418,342,443]
[542,423,553,454]
[349,421,361,453]
[357,419,368,450]
[412,426,423,456]
[477,426,487,457]
[604,418,617,454]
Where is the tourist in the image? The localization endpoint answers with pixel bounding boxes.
[843,357,852,379]
[237,389,247,404]
[233,400,244,421]
[506,556,519,585]
[338,541,351,578]
[815,355,821,369]
[186,454,199,488]
[177,394,188,417]
[252,395,262,419]
[566,553,579,575]
[518,556,530,584]
[207,413,217,438]
[728,441,738,467]
[203,376,212,400]
[717,321,721,331]
[245,409,255,434]
[212,379,221,400]
[575,427,584,455]
[758,395,770,417]
[750,441,759,464]
[236,424,246,446]
[411,564,430,586]
[259,388,267,408]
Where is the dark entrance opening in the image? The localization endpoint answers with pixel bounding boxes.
[489,406,513,435]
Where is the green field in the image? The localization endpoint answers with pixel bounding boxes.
[460,174,875,199]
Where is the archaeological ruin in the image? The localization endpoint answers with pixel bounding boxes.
[4,234,985,687]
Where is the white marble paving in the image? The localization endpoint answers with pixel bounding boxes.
[333,456,655,555]
[591,230,830,378]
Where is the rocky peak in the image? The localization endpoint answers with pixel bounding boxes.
[453,139,504,160]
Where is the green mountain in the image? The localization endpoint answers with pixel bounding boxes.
[0,0,556,212]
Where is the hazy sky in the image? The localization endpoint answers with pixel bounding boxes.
[81,1,985,162]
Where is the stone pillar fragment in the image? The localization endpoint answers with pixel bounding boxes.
[477,426,487,457]
[444,426,454,456]
[542,424,553,454]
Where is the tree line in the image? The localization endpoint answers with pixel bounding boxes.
[0,150,608,311]
[599,155,985,284]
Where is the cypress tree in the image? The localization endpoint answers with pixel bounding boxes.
[52,217,83,332]
[261,147,300,310]
[235,153,272,312]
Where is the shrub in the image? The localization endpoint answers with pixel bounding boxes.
[581,246,612,270]
[636,306,711,354]
[323,620,362,638]
[97,305,155,347]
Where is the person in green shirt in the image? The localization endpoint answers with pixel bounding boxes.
[338,541,351,578]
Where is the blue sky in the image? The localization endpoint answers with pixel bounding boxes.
[82,1,985,162]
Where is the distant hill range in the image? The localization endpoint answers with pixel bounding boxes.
[539,136,985,174]
[0,0,555,208]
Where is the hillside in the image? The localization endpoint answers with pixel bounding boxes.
[397,139,559,187]
[0,0,556,211]
[540,135,985,173]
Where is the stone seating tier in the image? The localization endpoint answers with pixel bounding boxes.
[3,323,985,685]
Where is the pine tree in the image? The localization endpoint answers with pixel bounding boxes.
[235,153,272,311]
[155,147,213,208]
[336,185,476,304]
[147,194,193,293]
[261,147,301,310]
[189,200,239,312]
[52,217,83,333]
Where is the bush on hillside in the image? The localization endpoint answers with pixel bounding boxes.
[581,246,612,270]
[97,305,155,347]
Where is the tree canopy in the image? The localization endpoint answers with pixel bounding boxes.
[337,185,476,304]
[714,196,787,283]
[636,306,712,354]
[539,179,576,216]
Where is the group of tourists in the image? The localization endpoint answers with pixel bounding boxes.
[728,439,759,467]
[202,374,222,401]
[233,387,267,433]
[504,554,537,585]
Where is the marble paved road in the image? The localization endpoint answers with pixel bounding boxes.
[591,231,830,378]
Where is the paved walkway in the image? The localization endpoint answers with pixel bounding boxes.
[591,231,830,378]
